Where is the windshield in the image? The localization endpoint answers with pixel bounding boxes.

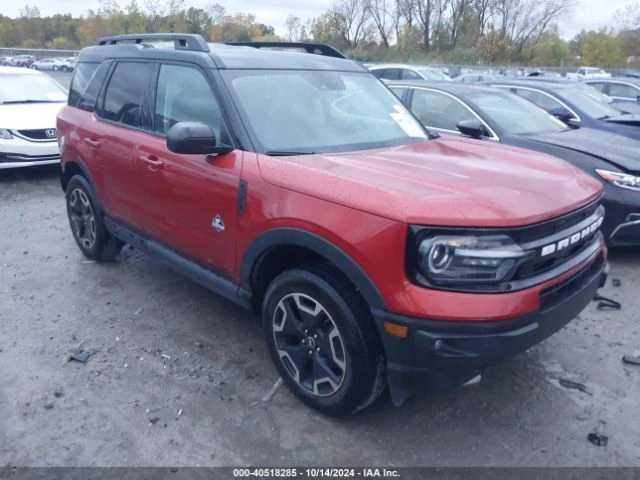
[467,90,567,135]
[222,70,427,154]
[557,86,620,119]
[416,68,450,81]
[0,73,67,104]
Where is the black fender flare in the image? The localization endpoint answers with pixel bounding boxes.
[240,228,387,311]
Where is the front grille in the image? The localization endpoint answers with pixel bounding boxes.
[15,129,57,141]
[539,253,604,311]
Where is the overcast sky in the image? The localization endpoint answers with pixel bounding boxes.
[3,0,631,40]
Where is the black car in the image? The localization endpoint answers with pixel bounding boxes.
[387,81,640,246]
[482,79,640,140]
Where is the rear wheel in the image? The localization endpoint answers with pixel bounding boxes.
[262,266,386,416]
[65,175,123,262]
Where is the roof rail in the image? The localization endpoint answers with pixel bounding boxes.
[96,33,209,52]
[224,42,346,59]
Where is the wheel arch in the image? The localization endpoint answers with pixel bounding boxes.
[60,158,105,213]
[241,228,387,312]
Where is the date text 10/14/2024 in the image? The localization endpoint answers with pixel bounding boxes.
[233,468,401,478]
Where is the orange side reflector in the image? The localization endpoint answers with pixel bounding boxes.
[383,321,408,338]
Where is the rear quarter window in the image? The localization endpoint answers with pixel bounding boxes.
[68,62,109,112]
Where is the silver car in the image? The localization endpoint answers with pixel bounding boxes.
[30,58,64,71]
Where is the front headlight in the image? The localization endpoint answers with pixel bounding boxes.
[0,128,13,139]
[416,234,528,286]
[596,169,640,192]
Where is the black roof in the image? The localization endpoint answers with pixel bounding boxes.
[79,34,363,72]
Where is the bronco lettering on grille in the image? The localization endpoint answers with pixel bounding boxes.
[540,216,604,257]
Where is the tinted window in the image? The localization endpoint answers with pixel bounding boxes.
[69,62,109,112]
[467,91,566,135]
[373,68,402,80]
[514,89,565,112]
[155,64,225,140]
[587,82,606,93]
[69,63,98,107]
[389,86,408,100]
[609,83,639,99]
[101,62,153,129]
[401,69,422,80]
[410,89,474,131]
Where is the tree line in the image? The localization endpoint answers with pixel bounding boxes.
[1,0,640,67]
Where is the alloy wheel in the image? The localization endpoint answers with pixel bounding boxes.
[272,293,347,397]
[68,188,97,250]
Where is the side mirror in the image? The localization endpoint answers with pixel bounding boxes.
[548,106,575,123]
[166,122,233,155]
[456,119,486,139]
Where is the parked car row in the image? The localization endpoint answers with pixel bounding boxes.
[0,55,76,71]
[2,36,636,416]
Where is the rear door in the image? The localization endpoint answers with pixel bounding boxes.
[135,63,242,278]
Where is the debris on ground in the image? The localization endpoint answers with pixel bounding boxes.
[82,260,96,264]
[53,389,64,398]
[612,278,622,287]
[148,416,160,425]
[68,348,92,363]
[622,355,640,366]
[261,378,283,402]
[133,307,144,315]
[178,409,183,416]
[161,354,171,360]
[587,432,608,447]
[593,294,622,310]
[43,402,54,410]
[558,378,593,395]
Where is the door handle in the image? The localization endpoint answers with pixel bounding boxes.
[83,138,100,149]
[138,154,164,171]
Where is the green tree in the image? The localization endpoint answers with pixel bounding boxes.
[531,31,569,66]
[582,30,625,67]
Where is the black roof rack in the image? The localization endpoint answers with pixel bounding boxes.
[224,42,346,59]
[96,33,209,52]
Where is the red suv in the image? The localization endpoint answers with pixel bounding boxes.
[57,34,608,416]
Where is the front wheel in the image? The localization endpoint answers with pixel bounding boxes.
[65,175,123,262]
[53,65,59,71]
[262,266,386,416]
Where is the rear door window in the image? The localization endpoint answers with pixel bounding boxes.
[514,88,564,112]
[100,61,154,129]
[373,68,402,80]
[608,83,639,99]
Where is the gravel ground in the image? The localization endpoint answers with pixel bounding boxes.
[0,165,639,467]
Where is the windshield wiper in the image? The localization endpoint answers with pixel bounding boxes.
[598,115,611,120]
[264,150,316,156]
[0,99,62,105]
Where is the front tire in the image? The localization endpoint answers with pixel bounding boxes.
[65,175,123,262]
[262,266,386,416]
[53,65,59,71]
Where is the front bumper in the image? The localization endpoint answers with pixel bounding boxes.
[0,137,60,169]
[372,253,608,406]
[601,185,640,246]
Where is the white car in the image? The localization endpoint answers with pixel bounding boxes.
[369,64,451,82]
[566,67,612,80]
[0,67,67,169]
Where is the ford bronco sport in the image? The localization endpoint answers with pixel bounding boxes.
[58,34,608,416]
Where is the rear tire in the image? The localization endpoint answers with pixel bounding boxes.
[262,265,386,416]
[65,175,123,262]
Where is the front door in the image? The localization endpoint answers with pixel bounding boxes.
[136,63,242,279]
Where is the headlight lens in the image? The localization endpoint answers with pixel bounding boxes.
[596,169,640,192]
[0,128,13,139]
[417,235,527,285]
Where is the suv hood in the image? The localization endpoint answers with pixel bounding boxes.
[257,138,602,227]
[529,128,640,173]
[0,102,65,130]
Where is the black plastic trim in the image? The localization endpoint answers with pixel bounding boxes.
[240,228,387,310]
[96,33,210,52]
[103,217,251,309]
[238,180,247,214]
